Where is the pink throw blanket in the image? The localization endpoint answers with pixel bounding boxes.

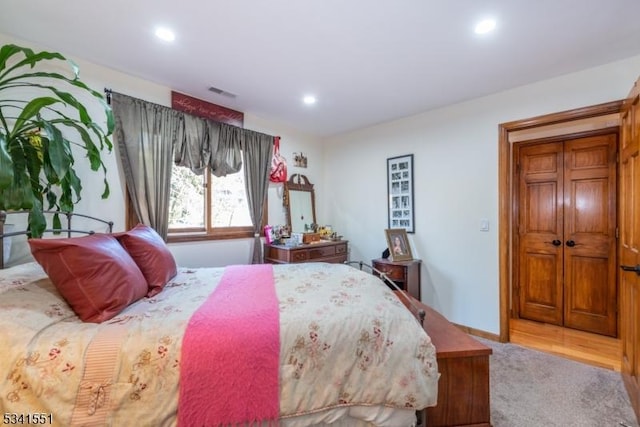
[178,264,280,426]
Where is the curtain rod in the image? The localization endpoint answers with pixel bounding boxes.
[104,87,112,105]
[103,87,278,141]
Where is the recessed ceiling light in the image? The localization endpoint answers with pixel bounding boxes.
[474,18,496,35]
[155,27,176,42]
[303,95,316,105]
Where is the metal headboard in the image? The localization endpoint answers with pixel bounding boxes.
[345,260,426,327]
[0,210,114,269]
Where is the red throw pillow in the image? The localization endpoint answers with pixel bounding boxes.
[29,233,148,323]
[115,224,177,297]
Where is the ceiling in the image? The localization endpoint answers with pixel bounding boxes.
[2,1,640,138]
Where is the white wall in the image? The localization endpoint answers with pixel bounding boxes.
[0,33,323,267]
[6,31,640,333]
[322,55,640,334]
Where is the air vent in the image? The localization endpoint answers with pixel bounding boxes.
[208,86,237,98]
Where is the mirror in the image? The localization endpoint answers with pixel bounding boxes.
[284,174,316,233]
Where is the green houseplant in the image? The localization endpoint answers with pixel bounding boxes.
[0,44,113,237]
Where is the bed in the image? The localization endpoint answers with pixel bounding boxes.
[0,211,439,427]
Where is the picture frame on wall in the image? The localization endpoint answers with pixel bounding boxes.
[387,154,414,233]
[385,228,413,261]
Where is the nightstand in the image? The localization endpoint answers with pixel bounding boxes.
[371,258,421,300]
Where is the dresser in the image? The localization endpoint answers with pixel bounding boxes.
[372,258,421,300]
[263,240,348,264]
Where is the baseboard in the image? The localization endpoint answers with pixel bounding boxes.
[450,322,501,342]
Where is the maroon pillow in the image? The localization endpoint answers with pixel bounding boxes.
[29,233,148,323]
[115,224,177,297]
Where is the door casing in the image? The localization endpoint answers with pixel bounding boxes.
[498,100,624,342]
[513,132,618,336]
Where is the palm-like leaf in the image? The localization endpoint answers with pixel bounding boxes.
[0,44,113,237]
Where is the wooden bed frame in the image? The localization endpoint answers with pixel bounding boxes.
[2,216,491,426]
[412,296,492,427]
[347,262,492,427]
[0,210,113,269]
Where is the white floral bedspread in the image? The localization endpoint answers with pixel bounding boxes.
[0,262,438,426]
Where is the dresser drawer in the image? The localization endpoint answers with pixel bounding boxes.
[263,241,349,265]
[291,250,309,262]
[308,245,336,259]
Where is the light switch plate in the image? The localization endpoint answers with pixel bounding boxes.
[480,219,490,231]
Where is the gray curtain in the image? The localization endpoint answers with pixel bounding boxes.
[242,130,274,264]
[174,114,213,175]
[212,123,242,176]
[112,93,274,260]
[112,93,184,239]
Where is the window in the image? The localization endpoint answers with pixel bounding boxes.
[168,159,264,241]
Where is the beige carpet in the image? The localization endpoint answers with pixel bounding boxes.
[475,337,638,427]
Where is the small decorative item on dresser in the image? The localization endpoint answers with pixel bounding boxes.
[302,232,321,244]
[288,233,303,246]
[318,225,332,239]
[319,226,343,242]
[384,228,413,261]
[264,225,275,244]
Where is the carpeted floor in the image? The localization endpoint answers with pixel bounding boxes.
[475,337,639,427]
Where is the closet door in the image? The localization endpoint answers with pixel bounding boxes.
[516,134,617,336]
[563,134,617,336]
[517,142,564,325]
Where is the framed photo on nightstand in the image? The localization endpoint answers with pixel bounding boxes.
[385,228,413,261]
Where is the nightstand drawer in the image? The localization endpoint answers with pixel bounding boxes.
[371,258,421,300]
[375,263,406,281]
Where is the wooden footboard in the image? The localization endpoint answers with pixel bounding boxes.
[345,262,491,426]
[395,292,493,427]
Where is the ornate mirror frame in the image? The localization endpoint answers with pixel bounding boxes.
[284,174,317,233]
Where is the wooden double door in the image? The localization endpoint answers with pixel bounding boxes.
[515,132,618,337]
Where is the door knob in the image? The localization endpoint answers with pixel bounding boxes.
[566,240,576,247]
[551,239,562,246]
[621,265,640,276]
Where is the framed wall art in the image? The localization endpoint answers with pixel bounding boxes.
[387,154,414,233]
[171,91,244,127]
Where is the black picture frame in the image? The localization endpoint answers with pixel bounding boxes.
[387,154,414,233]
